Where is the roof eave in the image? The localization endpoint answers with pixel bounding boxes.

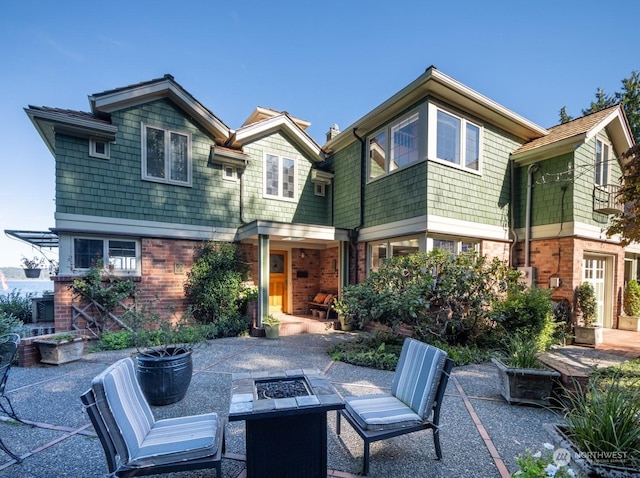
[511,134,587,166]
[25,107,118,156]
[233,115,322,161]
[324,67,548,152]
[89,78,231,143]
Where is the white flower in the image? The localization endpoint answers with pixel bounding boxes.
[566,469,576,477]
[545,463,559,476]
[533,451,542,458]
[543,442,555,450]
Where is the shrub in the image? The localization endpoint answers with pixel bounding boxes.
[0,289,35,322]
[492,285,554,338]
[184,242,251,337]
[623,280,640,316]
[0,313,27,337]
[563,370,640,468]
[98,330,133,350]
[336,249,515,346]
[327,332,403,370]
[575,282,597,327]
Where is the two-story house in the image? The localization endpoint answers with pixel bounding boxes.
[22,67,635,332]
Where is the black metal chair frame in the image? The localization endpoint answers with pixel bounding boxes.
[336,357,454,475]
[0,333,23,462]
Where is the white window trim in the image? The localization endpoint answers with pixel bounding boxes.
[314,183,326,197]
[141,122,193,186]
[89,137,110,159]
[368,108,423,181]
[263,153,297,202]
[71,237,141,275]
[428,103,483,175]
[222,165,238,182]
[595,137,611,187]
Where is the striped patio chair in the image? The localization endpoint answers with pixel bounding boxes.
[80,357,224,477]
[336,338,453,475]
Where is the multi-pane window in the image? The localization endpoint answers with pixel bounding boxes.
[369,111,420,180]
[432,106,481,172]
[74,238,137,272]
[265,154,296,199]
[595,138,610,186]
[430,237,478,255]
[369,237,421,272]
[142,124,191,186]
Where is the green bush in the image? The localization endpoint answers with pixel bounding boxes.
[624,280,640,316]
[492,285,553,339]
[98,330,133,350]
[0,289,34,322]
[184,242,251,337]
[0,313,27,337]
[327,332,403,370]
[336,249,515,346]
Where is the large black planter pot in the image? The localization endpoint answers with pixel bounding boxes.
[135,348,193,406]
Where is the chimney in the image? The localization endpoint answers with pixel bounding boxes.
[326,124,340,141]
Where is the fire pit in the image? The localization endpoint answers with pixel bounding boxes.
[255,377,311,400]
[229,369,344,478]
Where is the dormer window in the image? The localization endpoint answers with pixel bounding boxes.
[89,138,110,159]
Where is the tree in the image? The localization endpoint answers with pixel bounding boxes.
[559,106,573,124]
[606,144,640,245]
[582,87,616,116]
[617,71,640,143]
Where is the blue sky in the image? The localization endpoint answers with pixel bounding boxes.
[0,0,638,267]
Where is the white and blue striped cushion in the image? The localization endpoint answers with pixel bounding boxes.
[91,357,220,468]
[391,339,447,420]
[344,393,423,431]
[344,339,447,431]
[92,357,155,461]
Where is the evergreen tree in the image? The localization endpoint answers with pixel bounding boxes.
[559,106,573,123]
[582,87,616,115]
[616,71,640,143]
[607,143,640,245]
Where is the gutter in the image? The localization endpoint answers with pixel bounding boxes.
[508,156,518,267]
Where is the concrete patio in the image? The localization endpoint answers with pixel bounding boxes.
[0,325,637,477]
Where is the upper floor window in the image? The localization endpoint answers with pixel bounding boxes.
[89,138,110,159]
[264,153,296,200]
[369,111,420,180]
[429,105,481,172]
[73,238,138,272]
[142,123,192,186]
[595,138,610,186]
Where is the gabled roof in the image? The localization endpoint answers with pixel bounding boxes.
[25,106,118,156]
[233,113,322,161]
[242,106,311,131]
[324,66,549,153]
[511,105,634,165]
[89,74,231,143]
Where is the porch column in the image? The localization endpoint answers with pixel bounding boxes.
[257,234,270,328]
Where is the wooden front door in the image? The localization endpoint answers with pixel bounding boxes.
[269,251,287,313]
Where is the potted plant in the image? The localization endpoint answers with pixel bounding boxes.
[620,280,640,331]
[263,314,281,339]
[491,332,560,406]
[123,305,209,406]
[21,256,45,278]
[332,299,353,331]
[34,332,88,365]
[574,282,603,345]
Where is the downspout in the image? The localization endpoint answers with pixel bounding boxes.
[351,128,366,284]
[508,156,518,267]
[239,160,249,225]
[525,164,539,268]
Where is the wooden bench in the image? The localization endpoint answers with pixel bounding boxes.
[307,292,337,318]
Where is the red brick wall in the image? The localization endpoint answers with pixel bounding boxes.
[515,236,624,326]
[481,239,510,262]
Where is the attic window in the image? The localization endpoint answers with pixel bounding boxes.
[314,183,325,196]
[90,138,110,159]
[223,165,237,181]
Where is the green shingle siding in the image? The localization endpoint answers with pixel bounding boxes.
[332,142,362,229]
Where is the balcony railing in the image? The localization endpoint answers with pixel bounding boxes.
[593,184,624,214]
